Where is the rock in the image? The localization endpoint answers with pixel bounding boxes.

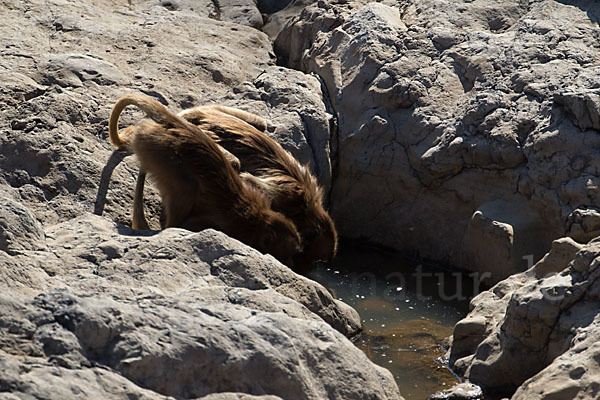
[451,237,583,373]
[26,290,382,399]
[0,71,46,109]
[140,0,213,14]
[451,315,488,366]
[527,237,583,278]
[199,395,283,400]
[511,340,600,400]
[0,350,170,400]
[428,382,484,400]
[461,198,556,283]
[450,237,600,398]
[0,213,401,399]
[0,0,403,398]
[555,90,600,132]
[126,0,263,28]
[0,195,46,255]
[276,0,600,282]
[41,213,361,338]
[462,210,514,284]
[42,54,128,88]
[216,0,264,28]
[567,207,600,243]
[263,0,317,40]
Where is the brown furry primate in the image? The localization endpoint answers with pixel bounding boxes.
[108,94,301,265]
[178,105,338,273]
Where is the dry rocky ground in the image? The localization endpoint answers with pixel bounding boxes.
[1,0,600,399]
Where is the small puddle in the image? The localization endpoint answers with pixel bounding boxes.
[309,245,480,400]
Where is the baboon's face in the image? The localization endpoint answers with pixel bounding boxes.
[292,211,338,274]
[255,212,302,266]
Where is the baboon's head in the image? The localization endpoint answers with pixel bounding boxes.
[254,211,302,266]
[293,209,338,274]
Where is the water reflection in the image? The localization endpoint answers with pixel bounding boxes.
[309,245,480,400]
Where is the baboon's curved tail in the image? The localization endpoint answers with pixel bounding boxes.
[109,93,188,149]
[108,93,190,230]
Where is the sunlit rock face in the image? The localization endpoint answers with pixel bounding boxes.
[276,0,600,283]
[0,0,403,398]
[450,236,600,399]
[3,0,600,398]
[0,210,402,399]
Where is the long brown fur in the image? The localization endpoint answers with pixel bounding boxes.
[178,105,338,272]
[108,94,301,264]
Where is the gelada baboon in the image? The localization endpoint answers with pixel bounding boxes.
[178,105,338,273]
[108,94,301,264]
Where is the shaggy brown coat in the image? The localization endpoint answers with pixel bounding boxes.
[179,105,338,272]
[108,94,301,265]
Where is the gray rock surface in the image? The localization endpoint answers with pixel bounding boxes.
[262,0,317,40]
[0,0,401,398]
[0,212,400,399]
[0,0,334,229]
[567,207,600,244]
[449,236,600,399]
[199,395,283,400]
[5,0,600,398]
[217,0,264,28]
[428,382,483,400]
[0,194,46,255]
[277,0,600,282]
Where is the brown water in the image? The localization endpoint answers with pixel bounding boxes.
[309,245,479,400]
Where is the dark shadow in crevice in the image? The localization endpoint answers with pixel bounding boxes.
[256,0,293,14]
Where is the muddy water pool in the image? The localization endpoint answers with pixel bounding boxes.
[309,245,481,400]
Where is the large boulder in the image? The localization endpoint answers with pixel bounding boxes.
[449,236,600,399]
[276,0,600,282]
[0,209,401,399]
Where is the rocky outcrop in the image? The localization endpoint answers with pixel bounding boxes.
[0,0,402,398]
[5,0,600,398]
[449,236,600,399]
[276,0,600,282]
[0,208,401,399]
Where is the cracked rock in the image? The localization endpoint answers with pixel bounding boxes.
[277,0,600,283]
[450,237,600,399]
[0,213,400,399]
